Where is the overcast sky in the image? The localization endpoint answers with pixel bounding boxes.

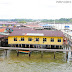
[0,0,72,19]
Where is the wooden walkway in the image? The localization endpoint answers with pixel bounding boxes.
[0,47,72,52]
[0,47,70,61]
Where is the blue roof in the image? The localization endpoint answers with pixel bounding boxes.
[65,26,70,28]
[41,24,52,26]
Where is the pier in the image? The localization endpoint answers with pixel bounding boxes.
[0,47,71,61]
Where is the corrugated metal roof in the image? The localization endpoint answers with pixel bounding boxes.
[26,33,44,36]
[9,27,64,37]
[0,32,9,35]
[41,24,53,26]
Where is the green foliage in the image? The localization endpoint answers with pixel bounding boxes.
[41,18,72,24]
[18,21,26,23]
[10,19,36,22]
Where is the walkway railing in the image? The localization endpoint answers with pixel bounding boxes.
[0,47,72,52]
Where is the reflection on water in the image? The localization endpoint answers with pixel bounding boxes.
[0,50,72,72]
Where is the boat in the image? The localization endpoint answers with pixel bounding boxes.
[18,50,31,54]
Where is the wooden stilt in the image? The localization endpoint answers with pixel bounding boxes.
[62,45,63,49]
[33,45,34,48]
[50,45,51,49]
[59,45,60,49]
[64,45,65,49]
[29,44,30,48]
[25,44,26,48]
[66,45,68,50]
[36,45,37,48]
[5,49,7,56]
[54,45,56,49]
[71,47,72,57]
[11,44,12,47]
[68,45,69,50]
[29,53,31,57]
[60,45,61,49]
[29,44,31,57]
[18,44,19,47]
[41,45,43,58]
[38,45,39,48]
[21,44,22,48]
[54,52,55,59]
[17,50,19,56]
[15,45,16,47]
[41,51,43,58]
[0,41,1,47]
[66,51,68,61]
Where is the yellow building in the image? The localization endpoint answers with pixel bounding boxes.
[8,28,64,49]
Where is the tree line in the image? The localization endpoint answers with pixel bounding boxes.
[0,18,72,24]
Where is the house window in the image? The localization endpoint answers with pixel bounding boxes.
[14,37,17,41]
[58,39,61,42]
[6,29,9,30]
[21,37,24,41]
[51,38,54,42]
[43,38,46,42]
[10,29,12,30]
[0,24,2,26]
[28,38,32,41]
[36,38,39,41]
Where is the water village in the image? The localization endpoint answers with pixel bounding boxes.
[0,21,72,61]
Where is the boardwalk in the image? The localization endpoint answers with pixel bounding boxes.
[0,47,72,52]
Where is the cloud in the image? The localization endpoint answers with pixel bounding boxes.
[0,0,72,19]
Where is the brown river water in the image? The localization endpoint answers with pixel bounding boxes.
[0,50,72,72]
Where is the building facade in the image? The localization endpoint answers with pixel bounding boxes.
[8,28,64,49]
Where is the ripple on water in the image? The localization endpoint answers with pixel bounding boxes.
[0,50,71,72]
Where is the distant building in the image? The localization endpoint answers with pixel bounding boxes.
[64,26,70,29]
[0,22,17,27]
[40,24,54,30]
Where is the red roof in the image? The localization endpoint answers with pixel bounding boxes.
[9,27,64,37]
[0,28,6,32]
